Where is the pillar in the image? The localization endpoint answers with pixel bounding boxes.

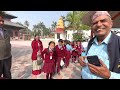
[17,30,20,39]
[13,30,15,39]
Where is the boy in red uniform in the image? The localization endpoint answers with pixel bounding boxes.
[62,40,67,67]
[55,39,65,75]
[65,40,73,67]
[41,41,56,79]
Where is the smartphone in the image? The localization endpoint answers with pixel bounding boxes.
[87,55,101,66]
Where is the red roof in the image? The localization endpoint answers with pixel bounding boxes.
[56,28,64,33]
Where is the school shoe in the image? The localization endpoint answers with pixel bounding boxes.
[0,77,6,79]
[50,77,53,79]
[60,66,63,69]
[58,72,61,75]
[65,66,67,68]
[52,72,57,76]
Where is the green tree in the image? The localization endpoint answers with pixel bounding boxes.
[32,22,50,38]
[24,20,29,33]
[50,21,57,38]
[24,20,30,40]
[73,32,85,42]
[24,20,29,27]
[32,25,38,36]
[51,21,57,32]
[65,11,90,41]
[65,11,90,30]
[44,28,50,36]
[38,22,45,37]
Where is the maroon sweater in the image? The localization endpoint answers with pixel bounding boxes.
[41,48,56,63]
[55,45,66,58]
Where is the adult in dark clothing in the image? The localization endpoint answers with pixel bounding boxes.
[0,12,12,79]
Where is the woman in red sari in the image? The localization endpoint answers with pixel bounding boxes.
[31,34,43,79]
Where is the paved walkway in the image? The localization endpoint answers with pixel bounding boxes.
[11,40,82,79]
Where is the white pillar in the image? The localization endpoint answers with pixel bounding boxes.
[60,33,65,40]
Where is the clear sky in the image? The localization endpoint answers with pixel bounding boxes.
[6,11,71,30]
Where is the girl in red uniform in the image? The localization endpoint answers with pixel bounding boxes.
[55,39,65,75]
[76,40,84,57]
[41,41,56,79]
[71,41,78,63]
[31,34,43,79]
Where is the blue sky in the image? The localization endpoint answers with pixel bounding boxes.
[6,11,71,30]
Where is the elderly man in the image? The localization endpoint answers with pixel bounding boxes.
[0,12,12,79]
[79,11,120,79]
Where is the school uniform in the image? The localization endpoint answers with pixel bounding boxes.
[71,44,78,62]
[65,44,73,67]
[76,44,83,57]
[55,45,65,73]
[63,45,67,65]
[41,48,56,74]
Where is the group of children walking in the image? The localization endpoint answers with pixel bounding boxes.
[31,34,84,79]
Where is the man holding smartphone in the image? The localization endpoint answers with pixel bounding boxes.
[79,11,120,79]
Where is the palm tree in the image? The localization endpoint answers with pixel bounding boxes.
[65,11,74,30]
[24,20,29,27]
[32,22,46,38]
[65,11,90,41]
[24,20,29,40]
[51,21,57,32]
[65,11,90,31]
[38,22,45,38]
[32,25,38,36]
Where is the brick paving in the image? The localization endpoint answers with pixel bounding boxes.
[11,40,82,79]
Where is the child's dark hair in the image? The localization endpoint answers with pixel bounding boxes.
[66,40,70,45]
[49,41,55,46]
[77,40,81,42]
[47,41,55,54]
[34,34,39,37]
[34,34,40,40]
[58,39,63,43]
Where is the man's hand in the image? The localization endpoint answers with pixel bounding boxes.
[88,60,111,79]
[79,56,87,67]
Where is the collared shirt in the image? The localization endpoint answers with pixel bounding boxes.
[0,28,4,38]
[81,32,120,79]
[58,44,62,49]
[66,44,73,51]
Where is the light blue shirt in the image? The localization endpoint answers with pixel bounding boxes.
[66,44,73,51]
[0,28,4,38]
[81,32,120,79]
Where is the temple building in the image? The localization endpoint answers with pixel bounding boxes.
[3,12,25,40]
[55,16,66,42]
